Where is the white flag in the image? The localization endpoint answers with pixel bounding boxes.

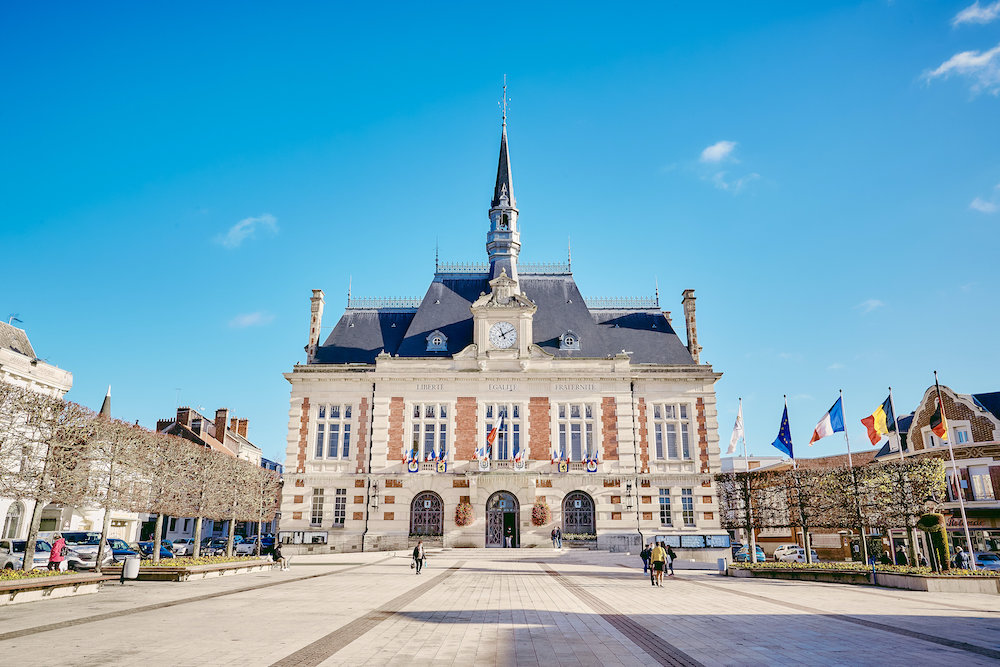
[728,402,744,455]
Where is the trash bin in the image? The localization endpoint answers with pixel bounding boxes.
[717,557,727,574]
[123,555,141,580]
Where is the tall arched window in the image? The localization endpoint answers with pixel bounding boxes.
[3,502,23,539]
[409,491,443,536]
[562,491,596,536]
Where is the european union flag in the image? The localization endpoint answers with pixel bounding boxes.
[772,405,794,458]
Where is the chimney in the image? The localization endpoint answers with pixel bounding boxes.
[306,289,325,362]
[215,408,230,441]
[237,418,249,438]
[681,289,701,364]
[177,407,191,426]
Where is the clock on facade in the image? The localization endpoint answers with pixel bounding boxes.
[488,321,517,349]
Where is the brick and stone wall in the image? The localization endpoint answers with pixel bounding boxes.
[355,396,370,473]
[601,397,618,461]
[387,397,404,460]
[529,397,550,459]
[455,397,477,460]
[909,386,999,451]
[696,397,709,474]
[638,398,649,473]
[296,397,310,473]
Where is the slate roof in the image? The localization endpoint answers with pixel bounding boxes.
[492,125,514,208]
[973,392,1000,421]
[875,413,913,458]
[314,271,694,365]
[0,321,36,358]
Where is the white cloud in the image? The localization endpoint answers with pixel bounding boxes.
[856,299,885,314]
[952,1,1000,26]
[970,196,999,213]
[229,312,275,328]
[216,213,278,248]
[924,42,1000,95]
[827,362,845,371]
[711,171,760,193]
[700,140,738,163]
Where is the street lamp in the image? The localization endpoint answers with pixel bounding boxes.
[371,480,380,512]
[625,481,634,511]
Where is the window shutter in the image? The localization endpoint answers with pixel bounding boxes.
[960,468,974,501]
[989,466,1000,501]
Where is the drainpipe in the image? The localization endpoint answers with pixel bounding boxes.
[630,381,644,548]
[360,380,377,552]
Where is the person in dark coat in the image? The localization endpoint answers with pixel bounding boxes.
[667,546,677,576]
[895,547,908,566]
[640,544,652,573]
[413,540,425,574]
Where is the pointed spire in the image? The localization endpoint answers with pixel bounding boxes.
[492,75,515,209]
[99,385,111,417]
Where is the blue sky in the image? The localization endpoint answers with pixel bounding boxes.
[3,2,999,463]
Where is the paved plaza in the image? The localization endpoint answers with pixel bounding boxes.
[1,549,999,666]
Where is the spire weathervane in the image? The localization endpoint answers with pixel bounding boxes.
[499,74,509,126]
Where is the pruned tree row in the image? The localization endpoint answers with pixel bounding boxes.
[0,382,280,570]
[716,459,947,565]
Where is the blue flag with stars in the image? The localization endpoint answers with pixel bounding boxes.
[772,405,794,458]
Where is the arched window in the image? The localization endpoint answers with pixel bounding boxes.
[426,330,448,352]
[559,330,581,351]
[3,502,23,539]
[410,491,443,536]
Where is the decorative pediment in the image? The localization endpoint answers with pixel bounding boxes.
[470,268,536,311]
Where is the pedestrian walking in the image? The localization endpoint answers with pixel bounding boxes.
[954,546,971,569]
[666,546,677,576]
[413,540,425,574]
[504,526,513,548]
[651,541,666,587]
[551,528,560,549]
[555,527,562,549]
[48,533,66,572]
[640,543,652,573]
[895,547,908,566]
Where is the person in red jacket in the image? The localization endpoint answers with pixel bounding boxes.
[48,534,67,571]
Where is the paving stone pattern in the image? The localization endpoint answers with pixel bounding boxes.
[0,549,998,666]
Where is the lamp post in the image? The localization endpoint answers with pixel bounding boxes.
[371,481,380,512]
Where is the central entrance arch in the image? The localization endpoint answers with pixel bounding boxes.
[410,491,443,537]
[562,491,596,536]
[486,491,519,547]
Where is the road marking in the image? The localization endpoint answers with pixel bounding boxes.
[683,577,1000,661]
[0,557,393,642]
[539,563,704,667]
[270,561,465,667]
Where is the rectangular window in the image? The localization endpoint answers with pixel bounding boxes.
[411,403,450,461]
[168,518,177,531]
[555,402,597,461]
[659,489,672,526]
[311,489,325,526]
[651,403,692,460]
[955,427,970,444]
[316,404,354,460]
[970,466,994,500]
[333,488,347,526]
[681,488,695,526]
[483,403,523,461]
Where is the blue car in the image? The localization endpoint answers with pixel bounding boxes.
[107,538,139,562]
[733,545,767,563]
[135,541,174,559]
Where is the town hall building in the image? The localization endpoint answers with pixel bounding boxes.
[279,113,727,561]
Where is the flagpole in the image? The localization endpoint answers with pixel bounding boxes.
[739,398,758,564]
[888,386,916,564]
[785,395,797,470]
[935,371,976,570]
[841,389,869,566]
[889,387,904,462]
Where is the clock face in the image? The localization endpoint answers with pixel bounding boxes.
[489,321,517,349]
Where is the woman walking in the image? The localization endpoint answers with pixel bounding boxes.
[413,540,425,574]
[48,533,66,572]
[650,541,666,587]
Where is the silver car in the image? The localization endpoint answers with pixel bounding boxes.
[0,539,52,570]
[172,538,196,556]
[60,531,114,570]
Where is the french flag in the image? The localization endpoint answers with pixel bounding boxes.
[487,412,504,446]
[810,396,845,445]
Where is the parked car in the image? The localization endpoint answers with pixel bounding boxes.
[60,531,114,570]
[733,545,767,563]
[0,540,52,570]
[236,536,275,555]
[134,541,174,559]
[730,542,743,558]
[108,538,138,562]
[771,544,803,561]
[974,552,1000,571]
[777,548,820,563]
[172,538,195,556]
[203,538,229,555]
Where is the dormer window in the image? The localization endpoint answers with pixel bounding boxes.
[426,330,448,352]
[559,330,581,351]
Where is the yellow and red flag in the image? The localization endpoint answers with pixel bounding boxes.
[861,395,894,446]
[929,397,948,442]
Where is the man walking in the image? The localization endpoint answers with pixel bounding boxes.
[413,540,425,574]
[666,546,677,576]
[555,527,562,549]
[650,541,666,587]
[551,527,560,549]
[640,543,652,574]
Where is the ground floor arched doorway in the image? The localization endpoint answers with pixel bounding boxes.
[410,491,444,537]
[562,491,596,536]
[486,491,519,547]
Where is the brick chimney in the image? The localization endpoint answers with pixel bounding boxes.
[215,408,230,441]
[306,289,325,362]
[237,418,249,438]
[681,289,702,364]
[176,407,191,426]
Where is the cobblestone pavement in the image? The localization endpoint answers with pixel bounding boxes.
[1,549,998,666]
